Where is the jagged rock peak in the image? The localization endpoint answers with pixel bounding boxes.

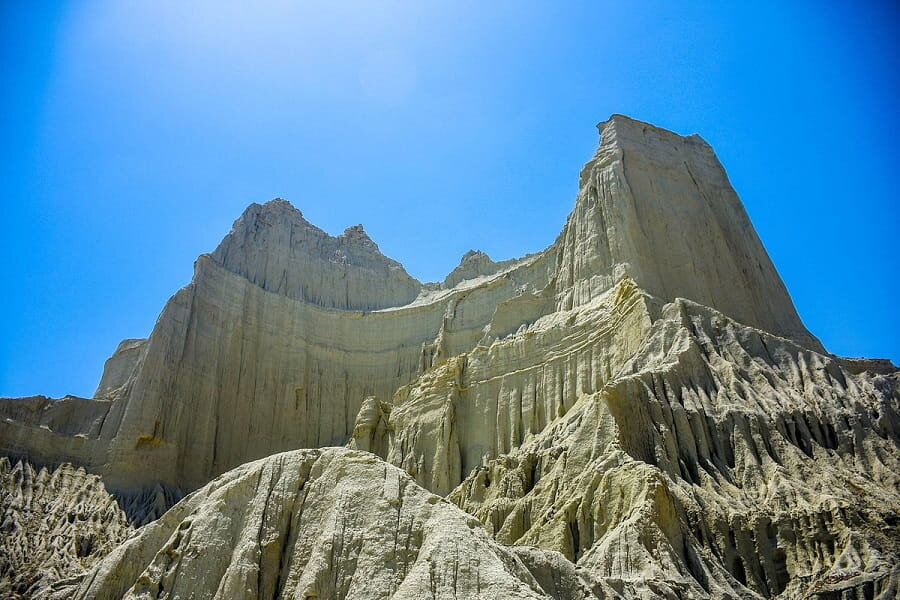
[442,249,529,289]
[210,197,421,310]
[462,249,491,261]
[556,113,824,351]
[229,197,322,236]
[340,223,368,237]
[338,223,380,251]
[258,196,301,212]
[443,249,498,288]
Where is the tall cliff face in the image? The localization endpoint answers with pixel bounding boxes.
[553,115,821,351]
[0,116,825,493]
[93,202,552,490]
[2,115,896,600]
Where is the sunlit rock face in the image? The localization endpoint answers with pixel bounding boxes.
[210,199,423,311]
[1,115,897,599]
[553,116,822,351]
[53,448,612,600]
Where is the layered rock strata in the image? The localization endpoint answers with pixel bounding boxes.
[1,115,824,494]
[446,284,900,599]
[1,114,897,600]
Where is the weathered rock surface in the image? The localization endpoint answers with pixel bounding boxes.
[0,115,824,495]
[554,117,823,352]
[350,274,899,598]
[53,448,617,600]
[363,278,659,496]
[94,244,549,491]
[0,458,133,599]
[445,285,900,599]
[1,114,897,599]
[0,395,111,470]
[443,250,525,288]
[210,200,423,311]
[94,338,148,399]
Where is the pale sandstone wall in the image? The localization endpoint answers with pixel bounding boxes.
[98,233,554,490]
[94,339,148,398]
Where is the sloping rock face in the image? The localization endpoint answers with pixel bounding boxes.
[444,286,900,599]
[1,114,898,599]
[0,395,111,469]
[53,448,616,600]
[94,339,148,399]
[210,200,422,311]
[553,117,822,351]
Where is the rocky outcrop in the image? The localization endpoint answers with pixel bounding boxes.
[362,278,660,496]
[553,115,822,351]
[446,291,899,599]
[0,459,133,599]
[1,115,897,599]
[94,339,148,399]
[54,448,615,600]
[0,395,110,470]
[210,200,423,311]
[443,250,525,288]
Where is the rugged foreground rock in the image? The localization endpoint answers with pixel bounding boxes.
[0,459,133,599]
[52,448,623,600]
[1,115,897,598]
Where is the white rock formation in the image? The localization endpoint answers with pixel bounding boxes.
[553,116,822,351]
[210,200,422,311]
[0,114,897,600]
[443,250,525,288]
[445,281,900,599]
[82,116,824,493]
[53,448,615,600]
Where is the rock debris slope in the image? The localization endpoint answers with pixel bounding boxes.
[1,114,898,599]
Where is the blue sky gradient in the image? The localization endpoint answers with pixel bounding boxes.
[2,1,898,397]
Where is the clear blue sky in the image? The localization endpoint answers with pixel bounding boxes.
[2,1,898,398]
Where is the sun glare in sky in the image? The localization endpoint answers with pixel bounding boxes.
[2,1,898,397]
